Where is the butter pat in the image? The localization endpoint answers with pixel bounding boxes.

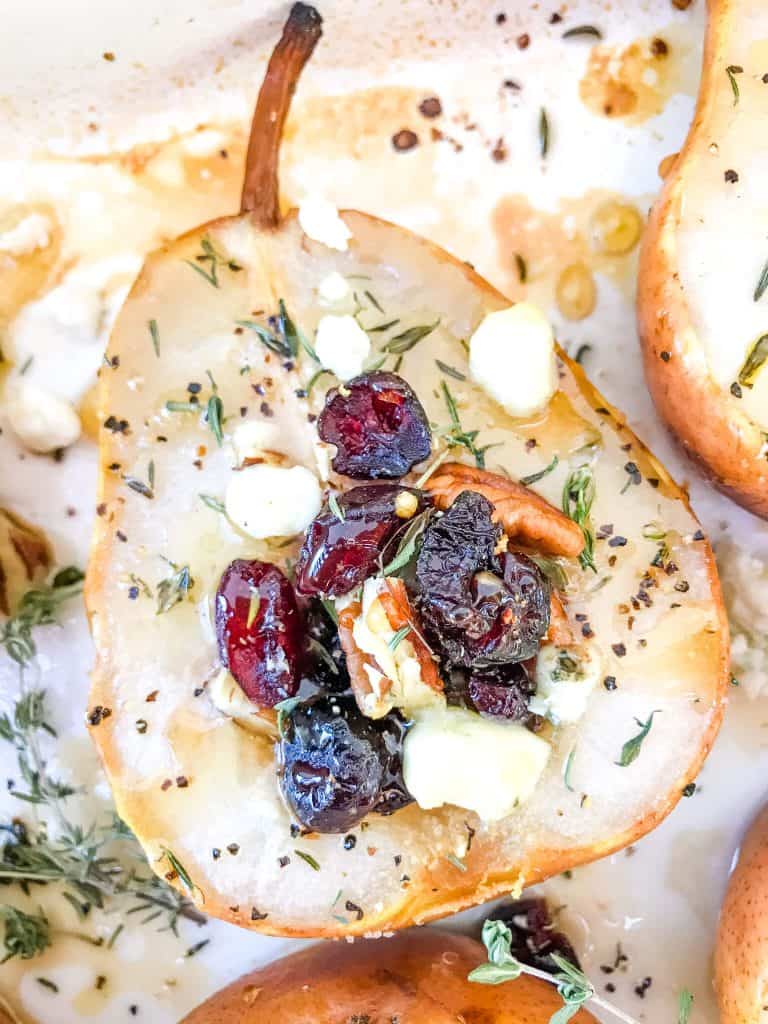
[403,706,550,821]
[469,303,557,417]
[529,643,601,725]
[298,196,352,251]
[6,383,81,453]
[315,314,371,380]
[225,463,322,538]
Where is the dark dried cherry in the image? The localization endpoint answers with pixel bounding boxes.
[215,559,303,708]
[302,597,350,693]
[318,371,431,479]
[295,483,429,597]
[486,897,581,973]
[278,693,411,833]
[414,490,550,669]
[468,662,535,721]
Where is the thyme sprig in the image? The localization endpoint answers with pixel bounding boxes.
[0,578,205,962]
[469,919,640,1024]
[439,381,494,469]
[562,466,597,572]
[155,561,194,615]
[185,236,242,288]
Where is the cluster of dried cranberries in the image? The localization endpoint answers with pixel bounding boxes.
[214,368,554,831]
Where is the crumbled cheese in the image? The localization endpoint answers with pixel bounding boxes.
[0,212,51,255]
[352,577,444,719]
[718,540,768,698]
[231,419,284,466]
[298,196,352,251]
[403,706,550,821]
[469,303,557,417]
[208,669,276,738]
[529,642,602,724]
[315,315,371,380]
[225,464,322,539]
[5,382,81,453]
[318,271,351,304]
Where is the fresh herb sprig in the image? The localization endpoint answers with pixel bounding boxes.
[469,919,641,1024]
[617,711,659,767]
[185,236,241,289]
[0,579,206,963]
[156,561,194,615]
[562,466,597,572]
[439,381,494,469]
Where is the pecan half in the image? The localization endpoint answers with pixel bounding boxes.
[338,580,442,718]
[425,463,584,559]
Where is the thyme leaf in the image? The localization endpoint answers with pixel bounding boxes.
[294,849,320,871]
[754,259,768,302]
[0,906,51,963]
[435,359,466,381]
[562,466,597,572]
[678,989,694,1024]
[563,747,577,792]
[328,492,345,523]
[562,24,602,39]
[236,320,292,359]
[156,563,193,615]
[539,108,550,158]
[388,624,412,651]
[278,299,319,362]
[199,494,226,515]
[159,847,198,897]
[440,381,493,469]
[148,319,160,358]
[617,711,660,767]
[738,333,768,389]
[382,510,432,576]
[520,455,559,486]
[726,64,743,105]
[384,320,440,354]
[184,235,242,288]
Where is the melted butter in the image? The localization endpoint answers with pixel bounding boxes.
[579,28,699,124]
[492,189,651,313]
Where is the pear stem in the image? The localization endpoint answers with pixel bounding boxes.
[240,3,323,224]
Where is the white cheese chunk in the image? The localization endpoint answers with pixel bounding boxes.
[318,271,351,304]
[529,643,602,725]
[231,419,284,465]
[5,382,81,453]
[469,303,557,418]
[403,706,550,821]
[298,196,352,251]
[315,314,371,380]
[225,463,322,539]
[0,213,51,255]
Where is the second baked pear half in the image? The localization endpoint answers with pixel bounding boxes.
[638,0,768,517]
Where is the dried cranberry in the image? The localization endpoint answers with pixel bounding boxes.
[486,898,581,973]
[278,694,411,833]
[295,484,430,597]
[318,371,431,479]
[468,663,535,721]
[414,491,550,668]
[215,559,303,708]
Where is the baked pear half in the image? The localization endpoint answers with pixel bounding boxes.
[86,4,729,937]
[181,928,597,1023]
[715,804,768,1024]
[637,0,768,517]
